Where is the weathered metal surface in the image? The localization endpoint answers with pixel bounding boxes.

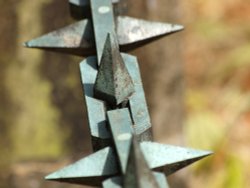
[94,34,135,106]
[107,108,133,174]
[24,16,183,57]
[154,172,170,188]
[24,19,95,57]
[45,147,119,186]
[123,136,160,188]
[140,142,212,176]
[102,176,122,188]
[79,57,112,151]
[121,53,152,140]
[90,0,116,63]
[102,173,169,188]
[24,0,213,187]
[69,0,120,20]
[117,16,184,52]
[79,56,111,150]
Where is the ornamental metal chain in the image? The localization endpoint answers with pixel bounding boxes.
[25,0,212,187]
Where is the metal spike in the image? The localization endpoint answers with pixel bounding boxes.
[80,53,152,142]
[121,53,153,141]
[69,0,120,20]
[94,34,135,106]
[107,108,133,174]
[140,142,213,176]
[24,17,183,57]
[79,57,112,151]
[45,147,119,187]
[117,16,184,51]
[23,19,95,57]
[123,136,160,188]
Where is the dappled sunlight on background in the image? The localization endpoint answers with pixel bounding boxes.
[182,0,250,187]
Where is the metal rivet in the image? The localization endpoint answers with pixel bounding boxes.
[98,6,110,14]
[117,133,131,141]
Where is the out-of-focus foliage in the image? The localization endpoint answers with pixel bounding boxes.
[0,0,250,188]
[183,1,250,187]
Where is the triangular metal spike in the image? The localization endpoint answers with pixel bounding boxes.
[45,147,119,187]
[23,19,95,57]
[69,0,120,20]
[117,16,184,51]
[123,136,160,188]
[24,16,183,57]
[107,108,133,174]
[140,142,213,176]
[94,33,135,106]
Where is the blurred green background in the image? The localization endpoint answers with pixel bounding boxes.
[0,0,250,187]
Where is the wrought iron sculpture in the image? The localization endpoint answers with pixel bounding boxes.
[25,0,212,187]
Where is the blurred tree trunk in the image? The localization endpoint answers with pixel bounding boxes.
[125,0,187,187]
[0,1,18,187]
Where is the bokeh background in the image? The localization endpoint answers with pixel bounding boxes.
[0,0,249,187]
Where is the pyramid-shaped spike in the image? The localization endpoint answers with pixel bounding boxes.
[24,17,183,57]
[24,19,95,57]
[107,108,133,174]
[45,147,119,187]
[123,136,160,188]
[140,142,213,176]
[94,34,135,106]
[117,16,184,51]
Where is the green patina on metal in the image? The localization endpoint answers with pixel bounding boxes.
[24,16,183,57]
[107,108,133,174]
[94,34,135,106]
[124,136,160,188]
[25,0,213,187]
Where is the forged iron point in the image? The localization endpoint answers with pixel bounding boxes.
[90,0,116,63]
[24,17,183,57]
[123,136,160,188]
[24,19,95,57]
[69,0,120,20]
[107,108,133,174]
[140,142,213,176]
[45,147,119,187]
[94,34,135,106]
[117,16,184,51]
[81,53,152,141]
